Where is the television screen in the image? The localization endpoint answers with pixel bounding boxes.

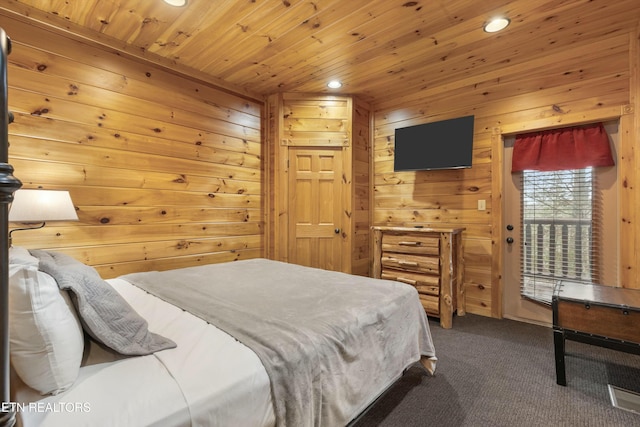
[393,115,474,171]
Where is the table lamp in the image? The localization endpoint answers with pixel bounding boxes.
[8,189,78,245]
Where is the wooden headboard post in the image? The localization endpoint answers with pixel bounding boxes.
[0,27,22,427]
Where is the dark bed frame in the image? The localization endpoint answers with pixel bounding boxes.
[1,26,22,427]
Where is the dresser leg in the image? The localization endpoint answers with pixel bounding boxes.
[554,329,567,386]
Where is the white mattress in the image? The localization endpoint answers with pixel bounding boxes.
[12,278,276,427]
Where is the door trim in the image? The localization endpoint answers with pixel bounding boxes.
[493,105,629,319]
[268,93,353,273]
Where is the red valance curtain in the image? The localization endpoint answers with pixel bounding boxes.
[511,122,614,172]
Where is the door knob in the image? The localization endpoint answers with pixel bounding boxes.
[334,228,340,234]
[506,237,514,244]
[506,224,514,231]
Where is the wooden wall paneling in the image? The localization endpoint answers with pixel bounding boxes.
[93,249,263,279]
[374,160,492,186]
[373,178,492,199]
[10,158,261,196]
[497,106,629,136]
[372,208,491,226]
[341,96,354,273]
[9,135,260,184]
[367,101,376,277]
[62,235,263,266]
[281,95,351,147]
[12,221,262,249]
[490,128,503,318]
[464,266,493,317]
[374,74,629,137]
[263,95,275,260]
[267,93,289,262]
[375,191,492,212]
[620,23,639,288]
[8,88,260,149]
[5,14,266,278]
[351,97,371,276]
[7,47,262,129]
[9,112,261,170]
[73,206,256,226]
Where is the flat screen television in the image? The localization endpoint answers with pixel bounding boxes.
[393,115,474,171]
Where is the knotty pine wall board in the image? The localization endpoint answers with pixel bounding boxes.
[352,97,372,276]
[5,15,264,277]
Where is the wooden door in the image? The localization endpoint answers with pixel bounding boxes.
[288,147,343,271]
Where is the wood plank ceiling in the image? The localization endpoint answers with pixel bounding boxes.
[2,0,640,103]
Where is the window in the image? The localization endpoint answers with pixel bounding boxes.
[520,168,602,304]
[511,122,615,305]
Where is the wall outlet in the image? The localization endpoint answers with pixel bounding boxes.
[478,199,486,211]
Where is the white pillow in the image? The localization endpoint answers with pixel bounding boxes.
[8,246,84,395]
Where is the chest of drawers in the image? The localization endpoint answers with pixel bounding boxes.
[372,226,465,328]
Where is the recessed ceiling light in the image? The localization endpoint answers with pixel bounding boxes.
[484,17,510,33]
[327,80,342,89]
[163,0,187,6]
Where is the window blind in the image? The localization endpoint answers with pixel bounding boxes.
[519,168,603,304]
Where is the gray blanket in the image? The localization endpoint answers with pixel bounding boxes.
[122,258,435,427]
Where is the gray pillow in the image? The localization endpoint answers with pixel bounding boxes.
[30,250,176,356]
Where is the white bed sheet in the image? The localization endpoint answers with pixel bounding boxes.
[12,278,275,427]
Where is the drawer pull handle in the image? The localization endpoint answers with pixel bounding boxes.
[397,277,417,286]
[398,260,419,267]
[399,241,421,246]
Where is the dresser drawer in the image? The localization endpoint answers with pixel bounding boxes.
[381,233,440,256]
[381,253,439,274]
[381,269,439,295]
[419,294,440,316]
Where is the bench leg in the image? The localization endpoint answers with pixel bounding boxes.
[554,329,567,386]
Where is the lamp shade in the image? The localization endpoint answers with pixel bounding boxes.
[9,189,78,223]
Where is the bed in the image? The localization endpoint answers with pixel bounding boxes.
[7,249,436,427]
